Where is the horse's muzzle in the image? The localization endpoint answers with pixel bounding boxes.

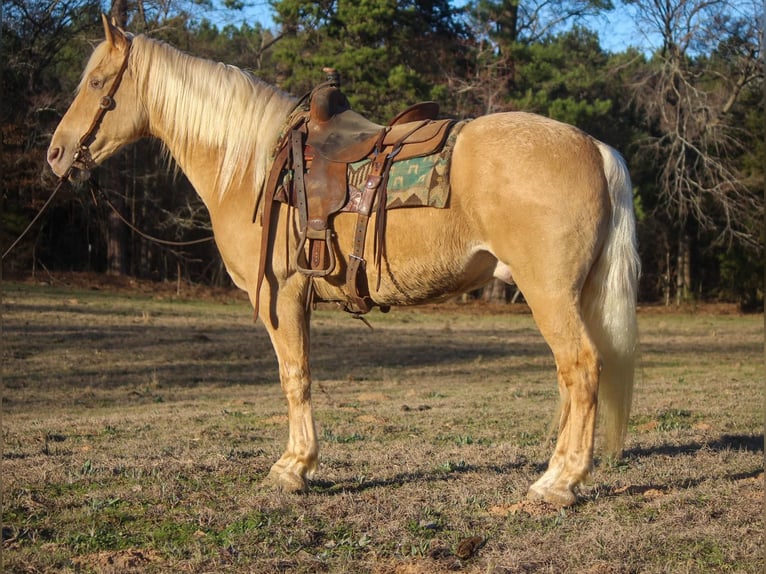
[47,145,93,182]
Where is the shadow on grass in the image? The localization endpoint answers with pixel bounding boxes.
[4,311,552,392]
[306,460,540,496]
[624,433,764,459]
[583,433,765,502]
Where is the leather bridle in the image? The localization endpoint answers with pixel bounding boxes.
[70,39,133,173]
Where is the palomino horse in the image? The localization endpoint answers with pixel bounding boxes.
[48,16,639,507]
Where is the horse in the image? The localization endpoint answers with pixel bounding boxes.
[47,15,639,507]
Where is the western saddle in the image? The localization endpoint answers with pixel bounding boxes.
[256,69,457,318]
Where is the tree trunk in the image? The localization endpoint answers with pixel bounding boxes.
[675,231,691,305]
[481,278,508,303]
[110,0,129,28]
[105,152,129,276]
[106,185,128,276]
[103,0,131,277]
[664,244,671,307]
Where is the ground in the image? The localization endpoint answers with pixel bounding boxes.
[1,274,763,573]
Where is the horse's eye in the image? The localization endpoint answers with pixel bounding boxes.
[89,78,104,89]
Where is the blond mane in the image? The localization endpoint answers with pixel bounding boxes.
[129,35,297,201]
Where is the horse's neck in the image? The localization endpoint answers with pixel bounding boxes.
[137,37,296,209]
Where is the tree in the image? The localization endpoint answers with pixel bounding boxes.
[104,0,131,276]
[1,2,234,283]
[452,0,614,116]
[624,0,763,304]
[1,0,102,273]
[2,0,759,304]
[269,0,467,120]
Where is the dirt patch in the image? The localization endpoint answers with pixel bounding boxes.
[488,499,559,517]
[71,549,164,573]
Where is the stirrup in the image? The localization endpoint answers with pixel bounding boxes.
[294,228,336,278]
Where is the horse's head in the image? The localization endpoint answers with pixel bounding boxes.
[48,15,146,179]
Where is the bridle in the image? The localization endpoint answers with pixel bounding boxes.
[70,39,133,172]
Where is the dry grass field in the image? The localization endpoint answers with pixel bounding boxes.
[1,276,763,573]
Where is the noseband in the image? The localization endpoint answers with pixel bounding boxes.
[71,39,133,172]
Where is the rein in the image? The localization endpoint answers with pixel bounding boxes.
[89,179,215,248]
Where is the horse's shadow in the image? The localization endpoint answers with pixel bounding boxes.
[583,432,765,502]
[623,432,763,459]
[307,460,543,496]
[303,433,763,499]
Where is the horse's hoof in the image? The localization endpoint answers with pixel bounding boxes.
[527,483,577,508]
[265,467,308,493]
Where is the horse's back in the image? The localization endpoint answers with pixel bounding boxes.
[451,110,610,224]
[453,111,605,182]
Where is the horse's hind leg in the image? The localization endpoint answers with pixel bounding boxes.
[525,297,601,507]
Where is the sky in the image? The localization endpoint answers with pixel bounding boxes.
[202,0,653,55]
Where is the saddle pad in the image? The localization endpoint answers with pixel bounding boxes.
[346,120,467,210]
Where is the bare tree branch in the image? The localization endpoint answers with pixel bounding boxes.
[627,0,763,252]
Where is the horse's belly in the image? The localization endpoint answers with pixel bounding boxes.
[376,248,498,305]
[312,239,496,307]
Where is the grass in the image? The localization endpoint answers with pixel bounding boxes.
[1,279,763,573]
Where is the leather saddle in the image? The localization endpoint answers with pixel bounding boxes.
[257,70,457,317]
[307,83,445,163]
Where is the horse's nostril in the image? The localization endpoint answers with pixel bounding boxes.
[48,147,61,163]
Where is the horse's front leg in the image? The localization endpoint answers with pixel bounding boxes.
[258,279,317,492]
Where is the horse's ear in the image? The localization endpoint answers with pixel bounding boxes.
[101,13,129,50]
[101,13,114,45]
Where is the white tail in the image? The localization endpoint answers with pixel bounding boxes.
[583,142,640,457]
